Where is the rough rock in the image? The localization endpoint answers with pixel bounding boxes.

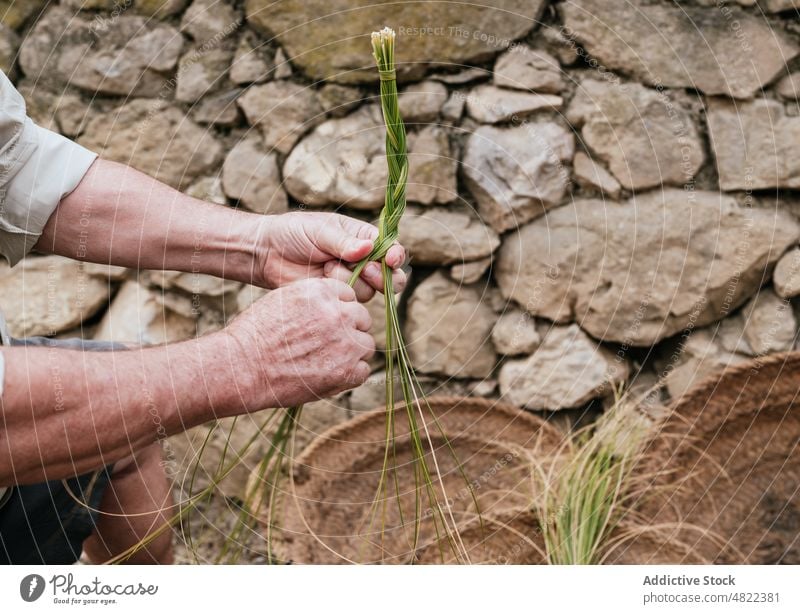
[53,93,92,138]
[707,98,800,190]
[560,0,798,99]
[566,78,704,191]
[180,0,241,44]
[776,72,800,100]
[79,99,223,190]
[406,271,497,378]
[398,80,448,123]
[573,151,621,198]
[185,175,226,204]
[741,288,797,355]
[764,0,800,11]
[398,207,500,266]
[462,122,574,232]
[175,43,235,103]
[230,31,273,85]
[498,324,629,410]
[20,7,184,97]
[245,0,547,83]
[283,105,385,208]
[493,46,563,93]
[774,248,800,298]
[496,189,800,346]
[0,256,110,337]
[429,68,490,85]
[237,80,323,154]
[465,85,562,123]
[135,0,190,19]
[318,83,363,117]
[221,135,288,215]
[536,25,580,66]
[191,88,242,126]
[491,309,540,355]
[149,270,242,314]
[286,115,454,209]
[655,329,747,401]
[406,126,457,205]
[237,284,269,312]
[0,23,19,74]
[441,91,466,123]
[94,280,198,345]
[0,0,47,29]
[273,47,293,79]
[348,371,404,412]
[451,257,492,284]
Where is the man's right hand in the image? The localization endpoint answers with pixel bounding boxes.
[222,277,376,410]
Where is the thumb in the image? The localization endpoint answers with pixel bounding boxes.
[319,225,374,262]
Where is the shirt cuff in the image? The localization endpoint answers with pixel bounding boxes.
[0,121,97,266]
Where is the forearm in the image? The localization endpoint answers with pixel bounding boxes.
[0,332,257,485]
[35,159,267,285]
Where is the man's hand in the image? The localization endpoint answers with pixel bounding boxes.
[224,277,375,409]
[256,211,407,301]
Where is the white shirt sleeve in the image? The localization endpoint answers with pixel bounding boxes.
[0,70,97,266]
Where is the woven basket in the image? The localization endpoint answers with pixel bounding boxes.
[631,352,800,563]
[265,396,564,564]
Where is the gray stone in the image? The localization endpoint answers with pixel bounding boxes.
[0,23,19,74]
[192,88,242,126]
[273,47,293,79]
[441,91,466,123]
[0,256,110,337]
[399,206,500,266]
[0,0,48,30]
[398,80,448,123]
[94,280,198,345]
[20,7,184,97]
[776,72,800,100]
[451,257,491,284]
[317,83,363,117]
[567,78,704,191]
[221,135,288,215]
[498,324,629,411]
[465,85,562,123]
[237,80,323,154]
[655,329,746,401]
[573,151,621,198]
[462,122,574,232]
[180,0,241,44]
[245,0,547,83]
[185,175,226,204]
[774,248,800,298]
[741,288,797,355]
[429,68,491,85]
[707,98,800,191]
[175,44,235,103]
[79,99,223,189]
[283,105,386,209]
[406,126,457,205]
[491,309,540,355]
[764,0,800,11]
[134,0,190,19]
[230,31,273,85]
[496,189,800,346]
[493,45,563,93]
[560,0,798,99]
[406,271,498,378]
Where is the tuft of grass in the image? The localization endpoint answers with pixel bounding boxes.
[537,387,650,565]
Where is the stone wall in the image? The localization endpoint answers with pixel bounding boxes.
[3,0,800,467]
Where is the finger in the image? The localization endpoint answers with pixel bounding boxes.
[385,243,406,269]
[359,261,385,293]
[351,360,372,386]
[321,277,356,302]
[342,301,372,332]
[323,261,375,301]
[390,267,407,293]
[356,332,376,361]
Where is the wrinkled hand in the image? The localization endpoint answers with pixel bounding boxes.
[224,278,375,409]
[257,211,407,301]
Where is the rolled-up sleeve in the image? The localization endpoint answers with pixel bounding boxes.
[0,70,97,266]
